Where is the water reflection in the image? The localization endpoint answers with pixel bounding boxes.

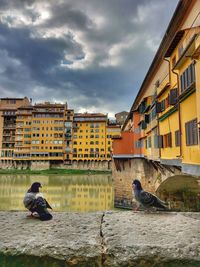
[0,174,113,212]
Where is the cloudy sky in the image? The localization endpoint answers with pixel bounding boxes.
[0,0,178,118]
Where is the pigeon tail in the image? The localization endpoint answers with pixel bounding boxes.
[34,197,53,221]
[39,212,53,221]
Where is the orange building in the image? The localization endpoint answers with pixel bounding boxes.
[0,97,30,167]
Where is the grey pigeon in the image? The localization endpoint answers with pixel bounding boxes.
[132,179,168,211]
[23,182,53,221]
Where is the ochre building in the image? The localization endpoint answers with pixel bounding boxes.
[112,0,200,208]
[0,100,121,170]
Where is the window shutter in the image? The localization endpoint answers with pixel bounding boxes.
[158,135,163,148]
[156,102,161,113]
[175,130,180,147]
[141,120,147,130]
[168,132,172,147]
[169,88,178,105]
[144,114,150,124]
[160,100,165,112]
[192,119,198,145]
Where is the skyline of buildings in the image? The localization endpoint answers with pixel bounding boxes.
[0,97,122,170]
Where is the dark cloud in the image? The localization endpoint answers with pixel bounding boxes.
[0,0,179,117]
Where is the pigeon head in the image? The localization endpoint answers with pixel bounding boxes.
[132,179,143,190]
[30,182,42,193]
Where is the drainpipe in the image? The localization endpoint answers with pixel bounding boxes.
[164,57,182,157]
[172,68,182,158]
[157,58,171,159]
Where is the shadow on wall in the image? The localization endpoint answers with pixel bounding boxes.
[156,175,200,211]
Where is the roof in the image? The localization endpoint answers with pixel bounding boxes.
[18,105,33,110]
[123,0,195,130]
[74,113,107,118]
[34,103,66,107]
[107,125,121,128]
[0,98,26,100]
[115,111,129,116]
[164,30,185,57]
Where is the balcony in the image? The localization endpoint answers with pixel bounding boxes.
[156,74,170,97]
[173,31,200,70]
[3,124,16,129]
[2,139,15,143]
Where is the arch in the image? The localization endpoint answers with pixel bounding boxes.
[156,175,200,193]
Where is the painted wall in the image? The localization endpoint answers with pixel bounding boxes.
[112,132,134,156]
[181,92,200,164]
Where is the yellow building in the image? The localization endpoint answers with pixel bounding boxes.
[72,113,108,161]
[14,102,74,168]
[72,113,121,164]
[122,0,200,176]
[106,123,121,158]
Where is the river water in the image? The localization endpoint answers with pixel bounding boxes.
[0,174,113,212]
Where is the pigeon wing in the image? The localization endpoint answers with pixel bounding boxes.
[34,197,52,220]
[140,190,156,206]
[44,199,53,209]
[140,190,168,209]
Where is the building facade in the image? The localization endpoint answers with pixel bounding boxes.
[0,101,121,170]
[72,113,121,163]
[112,0,200,208]
[113,0,200,176]
[0,97,31,168]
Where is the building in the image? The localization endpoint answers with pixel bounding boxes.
[15,102,74,169]
[0,100,74,169]
[0,97,31,168]
[72,113,108,161]
[0,98,121,170]
[112,0,200,207]
[115,111,129,125]
[114,0,200,175]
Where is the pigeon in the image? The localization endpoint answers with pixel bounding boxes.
[23,182,53,221]
[132,179,168,211]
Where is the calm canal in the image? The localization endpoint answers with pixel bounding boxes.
[0,174,114,212]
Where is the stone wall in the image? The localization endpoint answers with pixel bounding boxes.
[51,160,112,171]
[112,158,181,208]
[30,161,50,170]
[0,160,112,171]
[0,211,200,267]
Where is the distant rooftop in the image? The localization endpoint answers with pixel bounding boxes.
[74,113,107,117]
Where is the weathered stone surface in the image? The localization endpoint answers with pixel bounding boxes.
[102,211,200,267]
[0,211,103,266]
[0,211,200,266]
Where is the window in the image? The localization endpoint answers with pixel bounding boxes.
[185,119,198,146]
[180,63,195,93]
[169,88,178,105]
[160,100,165,112]
[163,133,172,148]
[146,137,151,148]
[175,130,180,147]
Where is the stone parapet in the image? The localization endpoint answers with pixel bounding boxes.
[0,211,200,266]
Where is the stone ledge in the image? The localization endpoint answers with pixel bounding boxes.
[0,211,200,267]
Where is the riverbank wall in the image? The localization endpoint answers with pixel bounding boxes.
[0,211,200,267]
[0,160,112,171]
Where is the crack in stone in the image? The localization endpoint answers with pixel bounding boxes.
[100,212,106,267]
